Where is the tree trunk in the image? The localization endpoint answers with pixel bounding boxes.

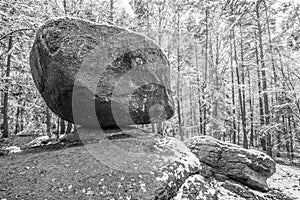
[66,122,72,134]
[60,119,66,135]
[212,31,220,139]
[14,85,22,135]
[288,115,294,160]
[109,0,114,24]
[248,70,254,147]
[63,0,67,16]
[2,36,13,138]
[56,117,60,137]
[237,112,240,145]
[195,44,203,135]
[176,8,183,141]
[157,122,163,135]
[230,29,236,144]
[46,107,51,137]
[202,8,209,136]
[20,101,25,131]
[151,123,155,133]
[232,25,246,147]
[256,0,272,156]
[156,4,164,135]
[284,114,290,159]
[14,103,20,135]
[239,23,248,149]
[189,79,194,128]
[264,1,278,108]
[254,31,266,150]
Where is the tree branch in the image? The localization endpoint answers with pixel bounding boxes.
[0,28,34,41]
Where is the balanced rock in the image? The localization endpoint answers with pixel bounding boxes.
[186,136,276,192]
[30,17,174,128]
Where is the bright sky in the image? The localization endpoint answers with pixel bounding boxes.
[53,0,135,17]
[118,0,135,16]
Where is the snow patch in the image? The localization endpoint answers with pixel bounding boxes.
[268,164,300,199]
[4,146,22,153]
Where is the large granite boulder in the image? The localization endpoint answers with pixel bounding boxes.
[30,17,174,128]
[186,136,276,192]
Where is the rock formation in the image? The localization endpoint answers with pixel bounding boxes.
[186,136,276,192]
[177,136,286,200]
[30,17,174,128]
[2,129,291,200]
[26,17,290,200]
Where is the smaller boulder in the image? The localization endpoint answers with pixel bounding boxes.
[186,136,276,192]
[174,174,293,200]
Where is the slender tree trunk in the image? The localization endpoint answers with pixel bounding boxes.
[232,26,245,147]
[66,122,72,134]
[156,7,164,135]
[14,87,21,135]
[277,117,282,157]
[264,1,278,107]
[288,114,294,160]
[284,114,290,159]
[239,23,248,149]
[237,111,240,145]
[0,61,3,118]
[60,119,66,135]
[195,44,203,135]
[256,0,272,156]
[2,36,13,138]
[56,117,60,137]
[74,124,78,135]
[14,106,20,135]
[189,79,194,127]
[63,0,67,16]
[292,116,298,140]
[202,8,209,136]
[212,31,220,139]
[157,0,166,46]
[248,70,254,147]
[20,101,25,131]
[176,9,183,141]
[151,123,155,133]
[46,107,51,137]
[254,31,266,150]
[109,0,114,24]
[230,29,236,144]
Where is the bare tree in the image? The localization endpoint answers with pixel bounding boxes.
[2,36,13,138]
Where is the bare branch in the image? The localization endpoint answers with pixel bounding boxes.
[0,28,34,41]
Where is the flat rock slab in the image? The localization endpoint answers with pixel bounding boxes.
[0,127,200,200]
[1,130,291,200]
[186,136,276,192]
[30,17,174,128]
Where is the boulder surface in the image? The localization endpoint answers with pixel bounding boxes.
[1,129,291,200]
[186,136,276,192]
[30,17,174,128]
[175,174,292,200]
[1,127,200,200]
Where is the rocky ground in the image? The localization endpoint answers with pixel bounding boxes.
[0,128,299,200]
[268,164,300,199]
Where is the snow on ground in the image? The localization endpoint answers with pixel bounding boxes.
[3,146,22,153]
[268,164,300,199]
